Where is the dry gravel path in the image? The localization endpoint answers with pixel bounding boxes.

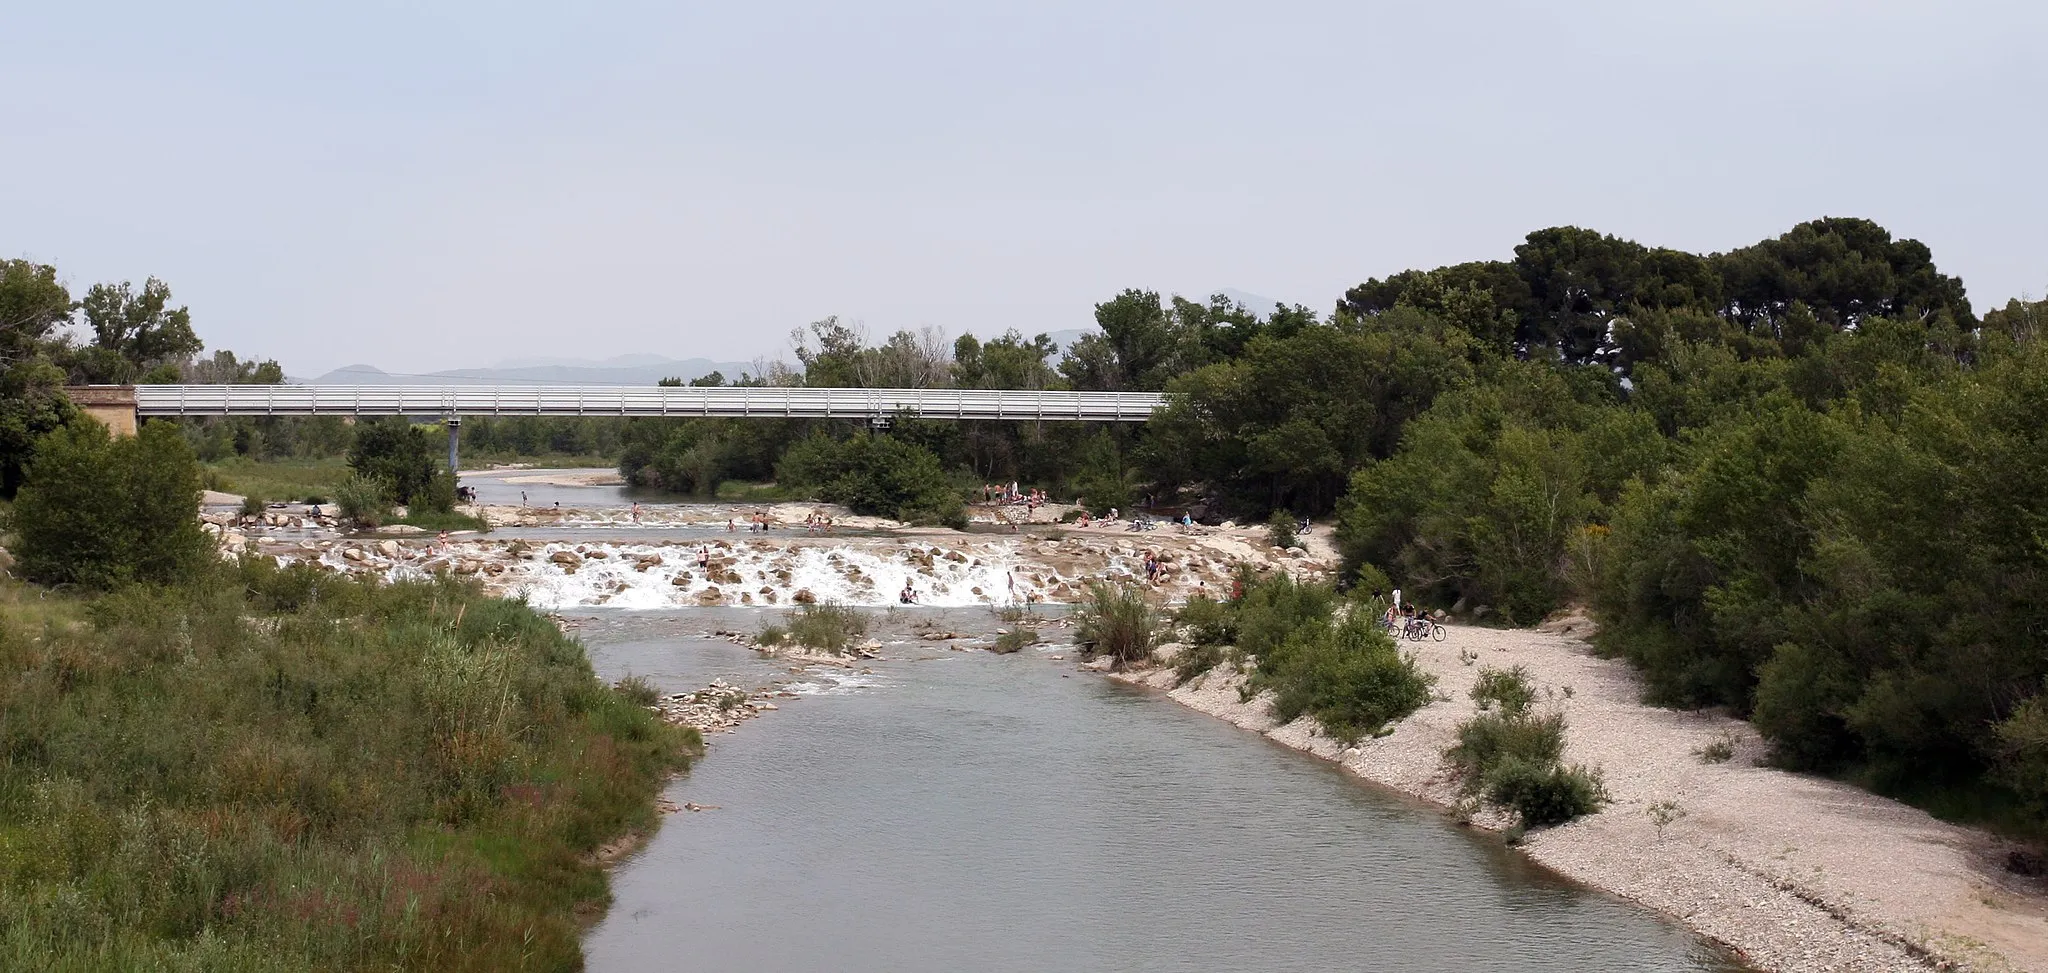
[1113,619,2048,973]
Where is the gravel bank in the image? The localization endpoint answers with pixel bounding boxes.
[1110,621,2048,973]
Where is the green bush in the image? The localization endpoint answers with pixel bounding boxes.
[239,492,266,517]
[1267,509,1297,550]
[1446,705,1605,828]
[1073,581,1156,666]
[1172,642,1225,686]
[1447,709,1567,780]
[781,602,870,655]
[991,627,1039,654]
[346,418,453,512]
[775,431,964,526]
[1263,611,1435,744]
[1483,759,1608,828]
[1173,593,1237,648]
[333,473,391,528]
[1471,665,1538,715]
[0,562,691,969]
[756,624,788,647]
[6,420,208,589]
[614,674,662,706]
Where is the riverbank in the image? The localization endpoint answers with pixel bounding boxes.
[1110,622,2048,973]
[0,565,690,970]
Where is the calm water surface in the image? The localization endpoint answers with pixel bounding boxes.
[576,609,1745,973]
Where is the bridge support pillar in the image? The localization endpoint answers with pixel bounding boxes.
[65,386,139,437]
[445,417,461,474]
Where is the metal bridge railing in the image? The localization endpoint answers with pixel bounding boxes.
[132,385,1171,422]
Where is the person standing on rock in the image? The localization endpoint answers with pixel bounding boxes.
[521,491,528,506]
[631,502,641,524]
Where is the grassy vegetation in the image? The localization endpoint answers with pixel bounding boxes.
[201,456,352,504]
[990,627,1039,654]
[1446,666,1605,829]
[763,602,870,655]
[1073,581,1157,667]
[0,559,692,971]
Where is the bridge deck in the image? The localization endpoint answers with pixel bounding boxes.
[130,385,1168,422]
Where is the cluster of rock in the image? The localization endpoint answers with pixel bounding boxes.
[652,679,794,734]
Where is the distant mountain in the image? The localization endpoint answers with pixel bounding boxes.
[308,357,767,387]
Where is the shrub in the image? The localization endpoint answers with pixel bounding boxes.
[1174,593,1237,648]
[614,674,662,706]
[775,431,964,526]
[333,473,391,528]
[782,602,870,655]
[1446,705,1606,828]
[239,492,266,517]
[756,624,788,647]
[1695,732,1737,764]
[1073,581,1156,666]
[0,564,690,969]
[992,627,1038,654]
[347,417,453,511]
[1484,759,1607,828]
[1267,509,1297,550]
[7,420,207,589]
[1471,665,1538,715]
[1447,709,1567,781]
[1172,642,1225,686]
[1264,612,1435,744]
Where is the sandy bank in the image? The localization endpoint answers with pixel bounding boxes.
[1110,624,2048,973]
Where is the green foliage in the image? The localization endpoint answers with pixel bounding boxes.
[755,625,788,647]
[1261,611,1435,745]
[1073,581,1157,665]
[332,474,392,529]
[7,420,207,589]
[613,674,661,706]
[1484,759,1609,829]
[1266,510,1297,550]
[775,431,965,526]
[346,419,452,512]
[780,602,870,655]
[1145,307,1475,516]
[0,562,689,969]
[991,627,1039,654]
[239,493,266,517]
[1471,665,1538,715]
[1993,688,2048,821]
[1447,705,1604,827]
[1173,593,1237,649]
[1171,642,1225,686]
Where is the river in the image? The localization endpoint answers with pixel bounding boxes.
[573,607,1747,973]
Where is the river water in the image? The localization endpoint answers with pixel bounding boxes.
[575,608,1747,973]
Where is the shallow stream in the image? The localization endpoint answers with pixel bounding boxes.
[575,607,1748,973]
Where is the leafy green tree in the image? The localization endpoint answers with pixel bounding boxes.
[7,419,207,588]
[0,260,79,496]
[775,431,963,525]
[67,277,203,384]
[1146,307,1474,515]
[346,418,453,512]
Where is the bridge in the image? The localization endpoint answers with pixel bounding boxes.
[126,384,1169,422]
[71,384,1172,469]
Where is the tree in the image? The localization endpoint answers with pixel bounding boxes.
[7,419,207,588]
[346,418,453,511]
[68,277,203,384]
[775,431,963,525]
[0,260,79,496]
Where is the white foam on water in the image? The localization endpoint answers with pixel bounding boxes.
[784,671,887,696]
[495,539,1071,610]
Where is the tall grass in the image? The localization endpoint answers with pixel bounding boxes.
[1073,581,1157,666]
[775,602,870,655]
[0,557,692,971]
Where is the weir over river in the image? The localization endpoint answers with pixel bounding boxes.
[573,607,1748,973]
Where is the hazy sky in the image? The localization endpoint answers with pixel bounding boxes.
[7,1,2043,376]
